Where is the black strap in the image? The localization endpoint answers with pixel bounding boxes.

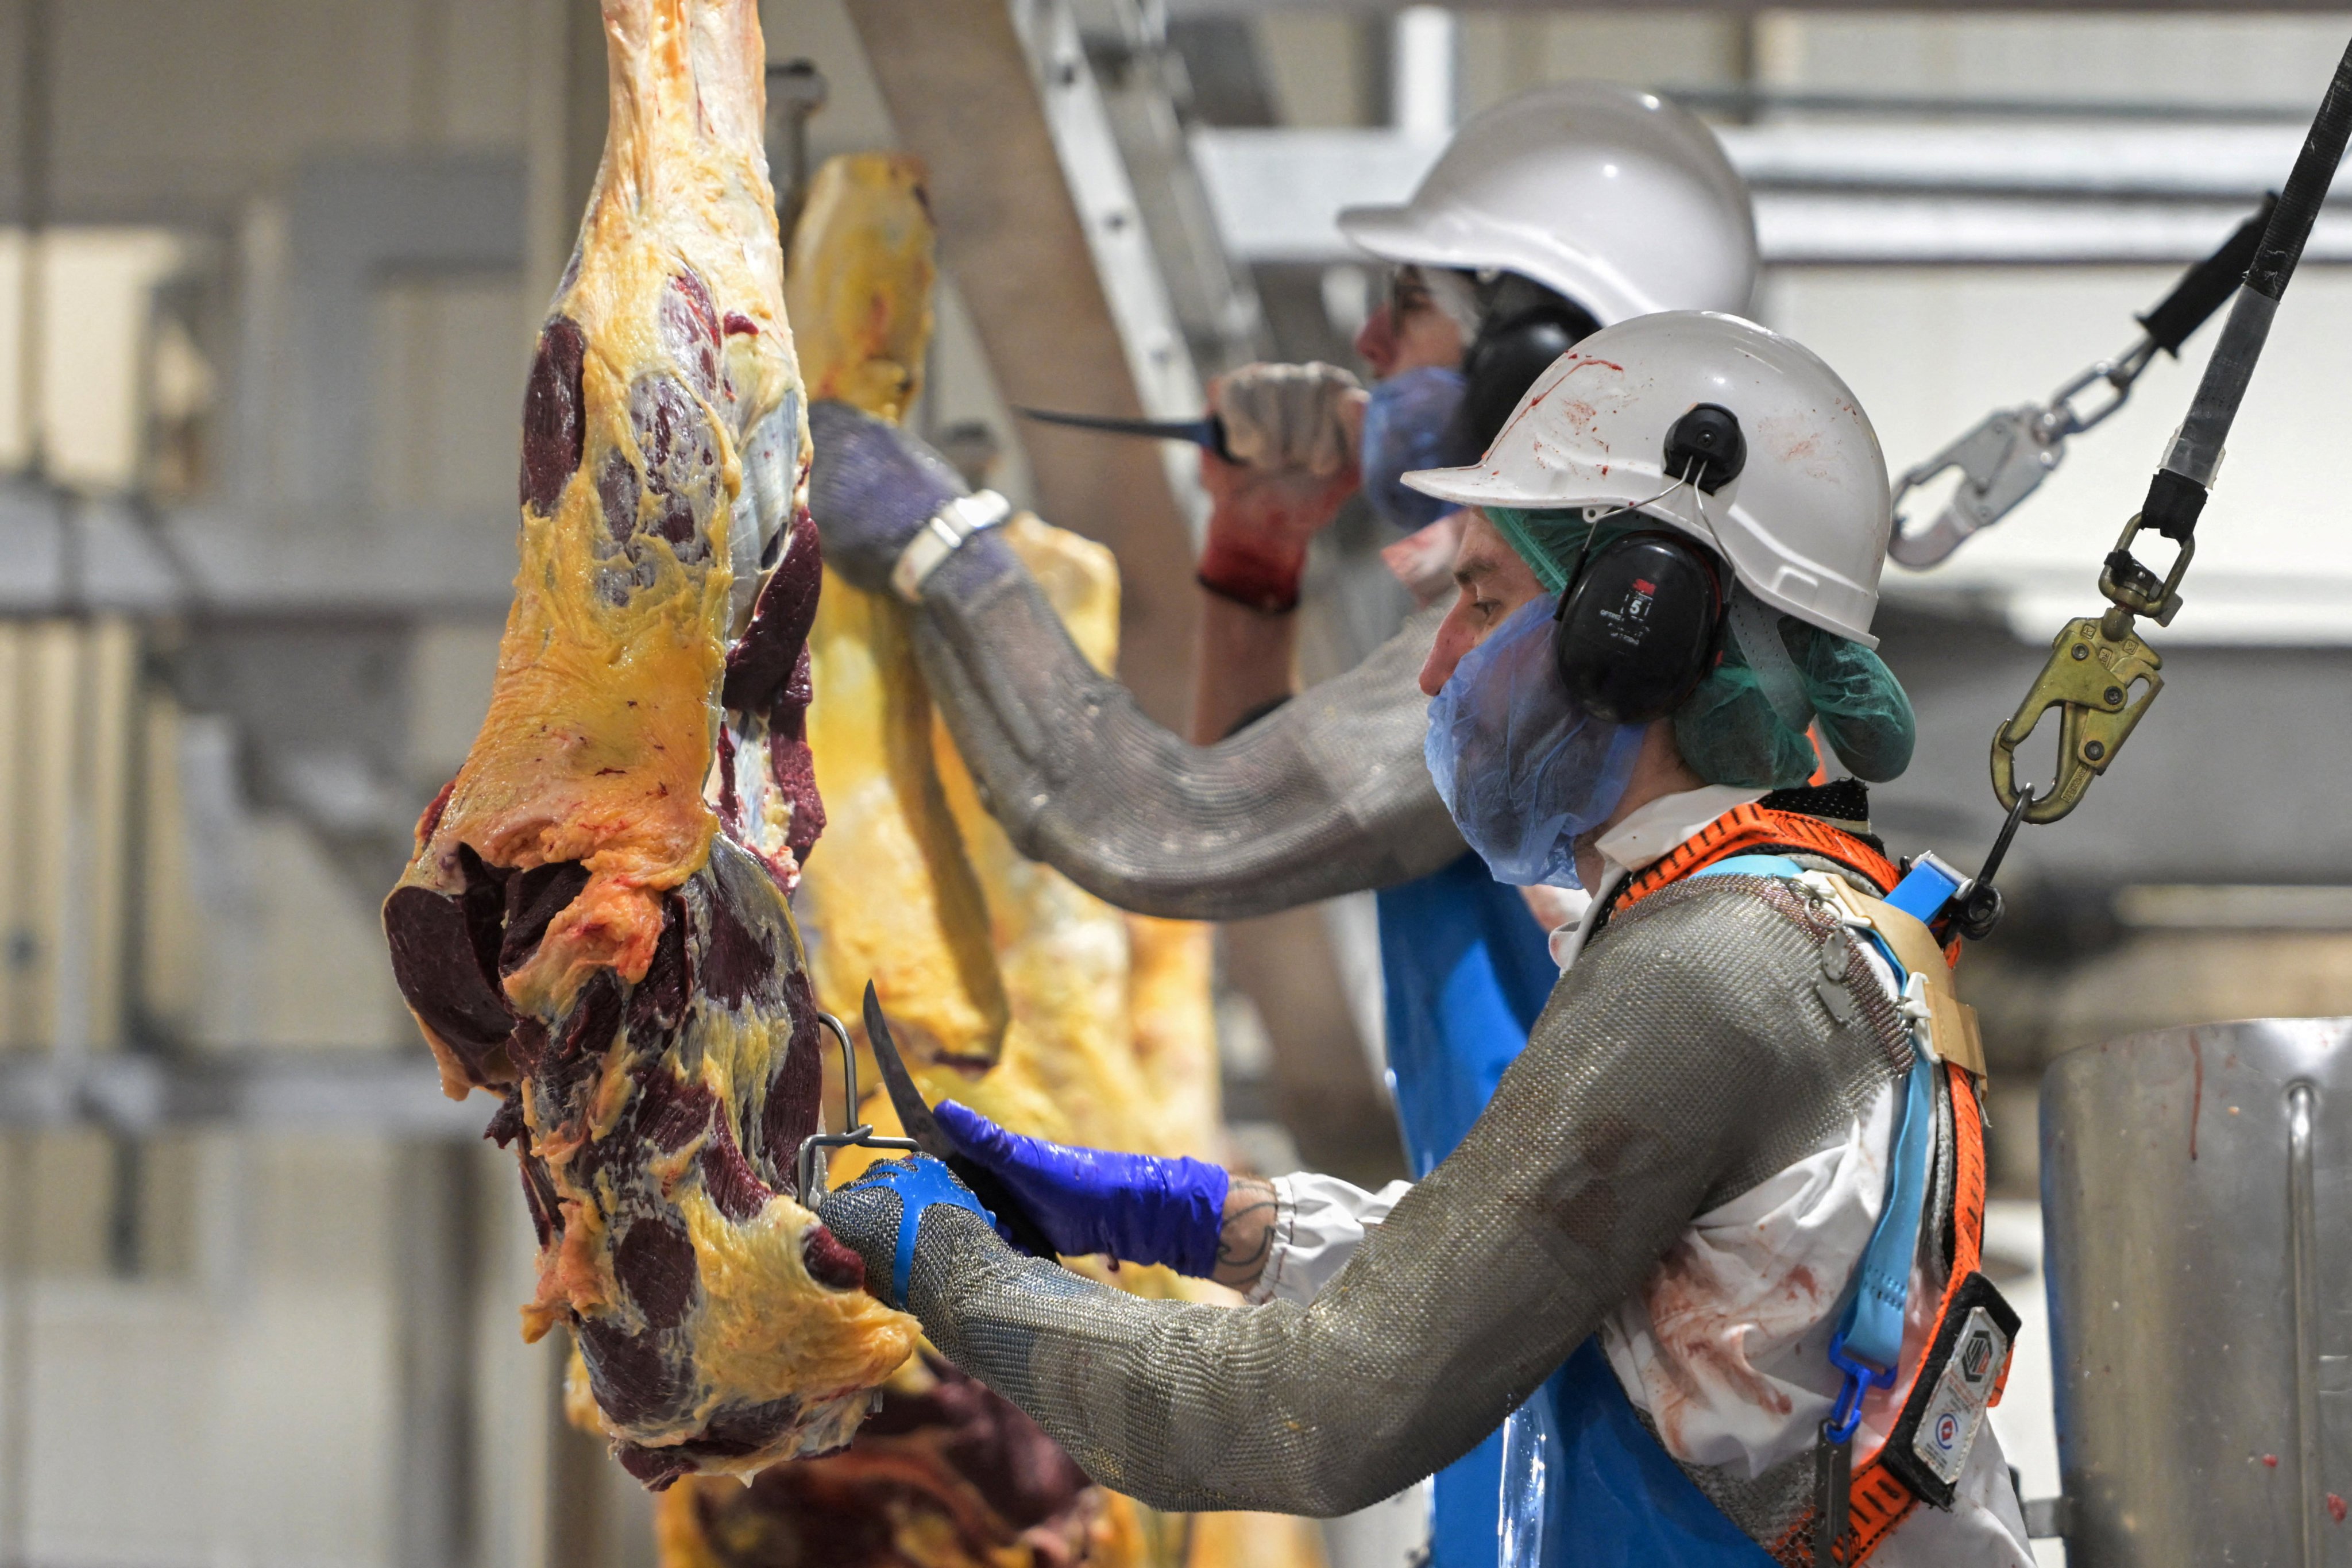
[1758,779,1876,840]
[2142,30,2352,541]
[1814,1424,1854,1567]
[2135,196,2272,357]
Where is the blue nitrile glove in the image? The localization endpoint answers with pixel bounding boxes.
[933,1100,1230,1277]
[822,1154,994,1310]
[807,400,1005,596]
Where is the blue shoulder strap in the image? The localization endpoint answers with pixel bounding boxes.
[1689,849,1941,1441]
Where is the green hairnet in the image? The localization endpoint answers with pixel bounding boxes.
[1485,507,1917,789]
[1487,505,1594,596]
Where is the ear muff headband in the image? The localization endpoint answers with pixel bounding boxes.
[1551,527,1725,725]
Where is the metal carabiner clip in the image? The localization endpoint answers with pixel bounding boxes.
[794,1010,919,1203]
[1991,609,2165,824]
[1888,406,2059,568]
[2041,337,2157,442]
[1888,337,2161,570]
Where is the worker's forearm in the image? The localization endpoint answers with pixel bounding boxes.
[1210,1174,1278,1291]
[909,566,1465,919]
[1189,594,1300,744]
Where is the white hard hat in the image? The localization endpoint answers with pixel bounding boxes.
[1403,312,1891,647]
[1337,83,1758,327]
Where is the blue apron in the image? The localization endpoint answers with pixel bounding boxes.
[1377,852,1791,1567]
[1530,1342,1781,1567]
[1374,852,1558,1568]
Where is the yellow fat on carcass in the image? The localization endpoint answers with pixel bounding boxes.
[663,149,1308,1568]
[790,152,1011,1071]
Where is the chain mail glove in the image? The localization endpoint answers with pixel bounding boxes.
[827,1154,995,1310]
[806,399,1011,596]
[934,1100,1229,1276]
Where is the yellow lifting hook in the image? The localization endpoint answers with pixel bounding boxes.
[1990,512,2184,823]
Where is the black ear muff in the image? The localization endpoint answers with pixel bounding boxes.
[1663,403,1745,493]
[1551,530,1725,725]
[1448,283,1604,455]
[1455,317,1581,453]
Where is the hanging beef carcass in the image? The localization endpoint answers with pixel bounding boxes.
[651,150,1320,1568]
[381,0,916,1487]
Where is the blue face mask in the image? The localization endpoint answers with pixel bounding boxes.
[1423,600,1646,889]
[1360,365,1470,532]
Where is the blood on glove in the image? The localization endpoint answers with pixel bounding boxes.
[1198,362,1367,612]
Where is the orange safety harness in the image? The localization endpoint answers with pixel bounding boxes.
[1607,801,1901,922]
[1604,802,2003,1567]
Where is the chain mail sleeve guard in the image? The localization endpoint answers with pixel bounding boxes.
[819,876,1912,1517]
[909,547,1465,921]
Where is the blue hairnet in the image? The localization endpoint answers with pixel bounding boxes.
[1485,507,1916,790]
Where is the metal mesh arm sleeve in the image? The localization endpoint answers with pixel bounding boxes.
[819,878,1906,1515]
[908,543,1465,920]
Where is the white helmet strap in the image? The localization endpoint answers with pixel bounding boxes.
[1725,587,1816,732]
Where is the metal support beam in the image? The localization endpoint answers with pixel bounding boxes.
[838,0,1203,727]
[1168,0,2352,13]
[1070,0,1271,377]
[393,1143,480,1568]
[0,1051,487,1137]
[1194,121,2352,267]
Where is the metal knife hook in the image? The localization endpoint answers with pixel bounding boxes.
[794,1008,918,1204]
[823,1011,858,1127]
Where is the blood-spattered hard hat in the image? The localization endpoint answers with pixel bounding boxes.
[1404,311,1892,647]
[1337,83,1758,328]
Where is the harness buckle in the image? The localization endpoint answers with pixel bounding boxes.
[1825,1331,1898,1445]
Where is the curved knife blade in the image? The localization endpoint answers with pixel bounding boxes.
[861,982,1057,1258]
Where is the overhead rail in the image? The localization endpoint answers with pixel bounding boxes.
[0,1050,484,1137]
[1195,119,2352,267]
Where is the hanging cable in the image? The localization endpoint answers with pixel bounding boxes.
[1992,26,2352,827]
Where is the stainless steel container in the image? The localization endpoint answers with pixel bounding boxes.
[2042,1018,2352,1567]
